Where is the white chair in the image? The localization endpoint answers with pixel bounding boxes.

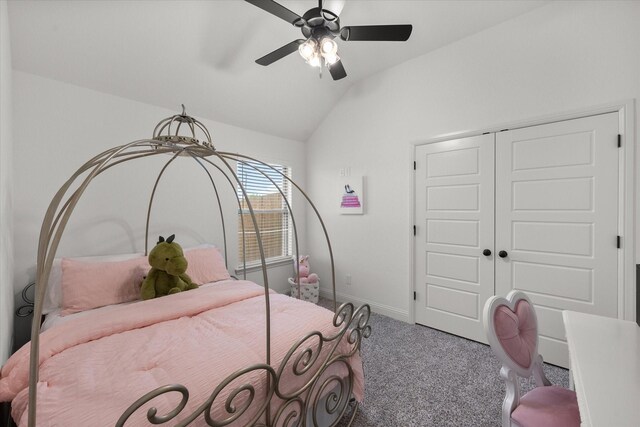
[483,290,580,427]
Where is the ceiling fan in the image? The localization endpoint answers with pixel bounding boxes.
[245,0,413,80]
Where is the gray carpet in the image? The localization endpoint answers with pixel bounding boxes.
[318,299,569,427]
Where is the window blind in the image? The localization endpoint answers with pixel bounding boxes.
[237,161,292,265]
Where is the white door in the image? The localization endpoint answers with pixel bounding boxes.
[414,134,495,343]
[495,112,620,367]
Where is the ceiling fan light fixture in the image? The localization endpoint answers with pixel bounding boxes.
[324,53,339,65]
[307,53,322,68]
[320,37,338,56]
[298,38,317,61]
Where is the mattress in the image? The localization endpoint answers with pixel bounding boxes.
[1,280,364,426]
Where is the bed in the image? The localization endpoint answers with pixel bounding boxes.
[0,107,370,426]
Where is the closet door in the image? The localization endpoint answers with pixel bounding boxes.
[414,134,495,343]
[495,112,619,368]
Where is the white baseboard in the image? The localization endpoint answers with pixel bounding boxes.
[319,288,410,323]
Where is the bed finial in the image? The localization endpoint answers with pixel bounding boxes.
[151,104,214,151]
[166,234,175,244]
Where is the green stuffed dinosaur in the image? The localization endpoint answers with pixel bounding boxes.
[141,234,198,300]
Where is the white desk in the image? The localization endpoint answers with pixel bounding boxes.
[562,310,640,427]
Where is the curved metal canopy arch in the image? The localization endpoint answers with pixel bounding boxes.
[26,107,350,427]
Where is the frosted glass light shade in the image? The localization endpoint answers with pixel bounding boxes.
[320,38,337,56]
[298,39,317,61]
[308,54,321,68]
[324,53,339,65]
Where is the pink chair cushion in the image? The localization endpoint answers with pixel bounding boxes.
[494,300,537,369]
[511,385,580,427]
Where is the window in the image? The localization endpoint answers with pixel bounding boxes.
[237,160,292,267]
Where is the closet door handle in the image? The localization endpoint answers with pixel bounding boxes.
[482,249,492,256]
[498,250,508,258]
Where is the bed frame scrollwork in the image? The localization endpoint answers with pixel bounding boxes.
[26,106,370,426]
[115,302,371,427]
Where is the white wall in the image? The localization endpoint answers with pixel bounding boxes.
[307,1,640,321]
[0,0,15,363]
[11,72,307,345]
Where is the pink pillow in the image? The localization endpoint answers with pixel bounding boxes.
[185,247,230,285]
[61,256,149,315]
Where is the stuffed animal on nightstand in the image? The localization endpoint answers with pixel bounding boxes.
[294,255,319,284]
[141,234,198,300]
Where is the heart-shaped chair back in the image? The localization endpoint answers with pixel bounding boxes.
[483,291,540,377]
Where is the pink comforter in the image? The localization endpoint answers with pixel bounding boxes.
[0,280,364,426]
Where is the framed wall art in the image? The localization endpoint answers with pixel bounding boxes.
[339,175,364,215]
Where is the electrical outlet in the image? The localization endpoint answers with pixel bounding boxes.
[345,274,352,286]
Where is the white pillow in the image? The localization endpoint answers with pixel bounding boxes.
[41,243,217,314]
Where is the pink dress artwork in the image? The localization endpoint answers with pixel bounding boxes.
[340,184,361,208]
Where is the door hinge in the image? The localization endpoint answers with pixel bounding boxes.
[414,291,417,301]
[618,134,622,148]
[617,235,621,248]
[413,161,416,170]
[413,225,416,236]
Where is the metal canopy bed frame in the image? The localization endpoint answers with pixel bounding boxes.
[24,107,371,427]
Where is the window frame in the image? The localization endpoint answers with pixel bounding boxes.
[235,160,293,272]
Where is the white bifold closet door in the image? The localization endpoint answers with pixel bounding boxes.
[414,134,495,343]
[414,112,620,367]
[495,112,619,367]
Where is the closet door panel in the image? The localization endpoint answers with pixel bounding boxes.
[414,134,494,343]
[495,112,619,368]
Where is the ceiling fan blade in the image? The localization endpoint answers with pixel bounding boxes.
[256,40,305,66]
[340,25,413,42]
[328,59,347,80]
[244,0,302,25]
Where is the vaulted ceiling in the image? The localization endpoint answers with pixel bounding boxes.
[8,0,547,141]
